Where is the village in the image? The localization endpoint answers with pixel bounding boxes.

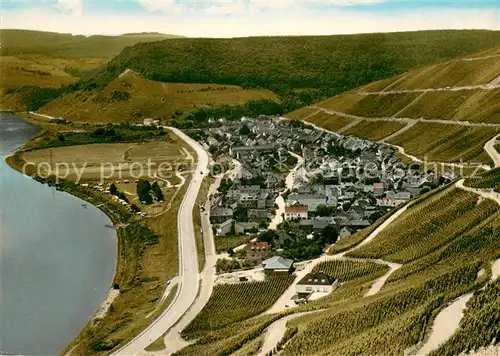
[189,116,454,302]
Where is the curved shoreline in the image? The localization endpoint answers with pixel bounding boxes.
[4,153,120,350]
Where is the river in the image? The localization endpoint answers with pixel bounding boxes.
[0,113,116,355]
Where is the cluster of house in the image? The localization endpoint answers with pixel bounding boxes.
[194,116,452,266]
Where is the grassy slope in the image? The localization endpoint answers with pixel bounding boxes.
[0,30,182,110]
[39,71,278,123]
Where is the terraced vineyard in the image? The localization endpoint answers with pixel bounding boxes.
[305,111,354,132]
[348,187,499,263]
[384,56,500,90]
[283,264,480,356]
[312,260,389,282]
[387,123,499,163]
[464,167,500,191]
[181,275,294,339]
[342,120,406,141]
[431,280,500,356]
[318,92,420,118]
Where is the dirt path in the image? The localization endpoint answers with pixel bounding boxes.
[414,293,474,356]
[358,83,500,95]
[379,120,417,143]
[311,106,500,128]
[269,151,304,230]
[257,311,317,356]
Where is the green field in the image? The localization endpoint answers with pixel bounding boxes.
[387,122,499,164]
[343,120,406,141]
[214,236,252,253]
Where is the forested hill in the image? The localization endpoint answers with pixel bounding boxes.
[82,30,500,105]
[0,30,184,59]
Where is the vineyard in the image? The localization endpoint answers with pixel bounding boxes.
[312,260,389,283]
[328,208,398,255]
[319,92,420,118]
[181,275,294,339]
[284,106,317,120]
[430,280,500,356]
[305,111,354,132]
[387,215,500,285]
[175,314,280,356]
[464,168,500,191]
[348,187,499,263]
[388,122,499,164]
[282,264,480,356]
[342,120,406,141]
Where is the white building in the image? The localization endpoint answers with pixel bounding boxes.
[284,204,308,220]
[295,272,339,295]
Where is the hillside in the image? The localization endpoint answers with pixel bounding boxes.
[175,183,500,356]
[0,30,183,58]
[80,30,500,105]
[286,44,500,166]
[38,71,278,124]
[0,30,182,111]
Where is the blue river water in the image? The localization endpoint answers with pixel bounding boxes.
[0,113,116,355]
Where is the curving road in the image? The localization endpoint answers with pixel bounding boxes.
[112,127,209,355]
[358,83,500,95]
[483,133,500,168]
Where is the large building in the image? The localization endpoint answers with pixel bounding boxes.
[296,272,339,295]
[261,256,293,274]
[284,204,308,220]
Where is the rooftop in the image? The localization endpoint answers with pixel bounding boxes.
[285,205,308,213]
[262,256,293,270]
[297,272,335,286]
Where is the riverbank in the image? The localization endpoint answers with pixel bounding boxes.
[4,128,196,355]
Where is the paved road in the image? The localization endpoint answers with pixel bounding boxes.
[112,127,209,355]
[483,133,500,168]
[256,311,317,356]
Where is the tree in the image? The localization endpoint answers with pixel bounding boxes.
[258,229,277,244]
[152,181,164,201]
[321,225,338,244]
[137,179,153,204]
[316,204,333,217]
[239,124,251,135]
[233,206,249,222]
[109,183,118,196]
